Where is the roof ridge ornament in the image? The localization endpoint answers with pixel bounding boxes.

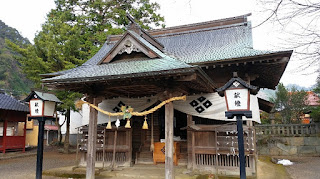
[126,13,142,35]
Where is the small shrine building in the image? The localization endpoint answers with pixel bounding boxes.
[0,93,29,153]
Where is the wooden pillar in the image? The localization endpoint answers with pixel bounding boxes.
[165,101,174,179]
[102,128,106,169]
[111,130,118,169]
[187,114,193,169]
[126,128,132,166]
[86,97,98,179]
[23,120,27,152]
[3,119,7,153]
[150,114,154,152]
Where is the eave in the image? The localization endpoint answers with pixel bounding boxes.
[42,67,215,99]
[198,50,293,89]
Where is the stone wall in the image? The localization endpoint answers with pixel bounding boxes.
[257,136,320,156]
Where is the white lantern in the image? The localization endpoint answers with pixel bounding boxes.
[217,76,258,116]
[224,84,250,111]
[25,91,62,117]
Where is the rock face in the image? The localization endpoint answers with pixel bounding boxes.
[257,136,320,156]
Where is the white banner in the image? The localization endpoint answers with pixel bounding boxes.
[173,93,260,123]
[95,93,260,124]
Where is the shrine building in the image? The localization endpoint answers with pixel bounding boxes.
[42,14,292,178]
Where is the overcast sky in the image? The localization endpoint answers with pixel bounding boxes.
[0,0,317,88]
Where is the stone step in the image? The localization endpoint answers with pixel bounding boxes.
[136,158,154,164]
[178,159,187,165]
[138,151,153,158]
[179,153,187,159]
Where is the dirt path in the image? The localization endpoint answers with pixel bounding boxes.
[0,147,76,179]
[283,156,320,179]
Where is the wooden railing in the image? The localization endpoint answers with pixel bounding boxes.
[255,123,320,136]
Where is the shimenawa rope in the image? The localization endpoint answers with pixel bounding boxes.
[75,95,186,117]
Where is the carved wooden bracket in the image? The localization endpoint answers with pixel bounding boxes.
[118,40,141,55]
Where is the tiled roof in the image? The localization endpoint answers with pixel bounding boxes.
[0,93,29,112]
[83,22,277,67]
[43,56,194,82]
[42,15,290,83]
[43,29,194,83]
[157,23,274,64]
[34,91,62,103]
[24,91,62,103]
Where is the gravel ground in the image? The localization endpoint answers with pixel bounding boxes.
[284,156,320,179]
[0,147,76,179]
[1,148,320,179]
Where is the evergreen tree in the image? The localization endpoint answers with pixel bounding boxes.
[271,83,308,123]
[0,20,32,95]
[7,0,164,152]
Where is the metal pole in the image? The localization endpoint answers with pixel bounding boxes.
[36,117,45,179]
[236,115,246,179]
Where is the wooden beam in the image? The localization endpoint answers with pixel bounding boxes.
[86,97,98,179]
[165,101,174,179]
[176,74,197,82]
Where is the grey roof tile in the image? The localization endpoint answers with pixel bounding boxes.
[0,93,29,112]
[82,42,114,66]
[23,91,62,103]
[156,23,272,64]
[43,57,193,82]
[34,91,62,103]
[42,20,285,83]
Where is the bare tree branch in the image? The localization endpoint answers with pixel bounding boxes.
[256,0,320,74]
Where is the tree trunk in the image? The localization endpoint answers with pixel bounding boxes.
[64,109,71,153]
[55,112,62,144]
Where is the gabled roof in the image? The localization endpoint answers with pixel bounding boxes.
[24,91,62,103]
[43,56,194,83]
[42,14,292,92]
[98,30,164,64]
[43,24,195,83]
[0,93,29,112]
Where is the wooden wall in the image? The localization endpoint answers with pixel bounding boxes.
[77,126,132,168]
[188,124,257,176]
